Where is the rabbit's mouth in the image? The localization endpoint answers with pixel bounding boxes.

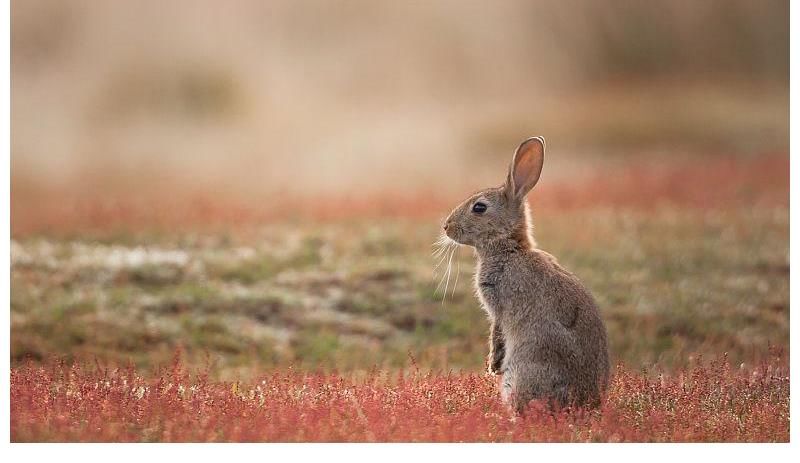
[446,228,472,247]
[442,222,464,244]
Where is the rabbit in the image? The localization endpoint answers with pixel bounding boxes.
[442,136,609,412]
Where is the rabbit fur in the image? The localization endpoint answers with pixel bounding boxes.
[442,137,610,412]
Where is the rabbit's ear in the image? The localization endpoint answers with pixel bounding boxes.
[505,136,545,200]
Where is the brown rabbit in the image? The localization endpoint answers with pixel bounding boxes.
[442,137,609,412]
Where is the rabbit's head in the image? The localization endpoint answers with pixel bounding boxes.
[443,137,545,250]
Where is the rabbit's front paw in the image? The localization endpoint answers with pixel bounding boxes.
[488,349,505,375]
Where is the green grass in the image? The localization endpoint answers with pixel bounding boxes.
[10,206,788,379]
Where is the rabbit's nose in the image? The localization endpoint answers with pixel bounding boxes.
[443,222,450,231]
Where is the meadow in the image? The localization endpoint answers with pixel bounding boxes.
[10,150,789,442]
[10,0,789,443]
[10,351,789,442]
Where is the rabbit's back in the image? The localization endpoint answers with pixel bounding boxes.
[492,249,609,408]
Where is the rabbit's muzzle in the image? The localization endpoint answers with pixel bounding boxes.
[443,221,462,244]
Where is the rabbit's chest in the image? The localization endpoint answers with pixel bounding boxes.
[474,259,508,318]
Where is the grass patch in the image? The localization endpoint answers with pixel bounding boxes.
[10,205,788,378]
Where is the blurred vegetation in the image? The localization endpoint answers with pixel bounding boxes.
[11,205,788,378]
[545,0,787,80]
[10,0,788,199]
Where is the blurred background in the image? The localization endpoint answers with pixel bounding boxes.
[11,0,788,210]
[10,0,788,377]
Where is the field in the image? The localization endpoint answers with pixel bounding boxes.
[10,151,790,442]
[10,352,789,442]
[10,0,789,443]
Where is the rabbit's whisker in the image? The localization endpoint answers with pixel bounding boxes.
[451,247,461,298]
[433,247,450,271]
[432,237,450,258]
[433,234,454,271]
[434,243,452,295]
[442,245,455,305]
[434,244,453,295]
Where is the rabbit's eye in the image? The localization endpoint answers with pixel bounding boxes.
[472,202,488,214]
